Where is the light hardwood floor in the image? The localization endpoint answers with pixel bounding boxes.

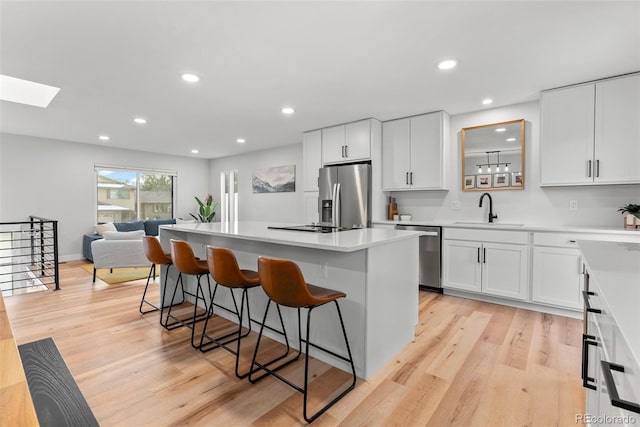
[5,260,584,426]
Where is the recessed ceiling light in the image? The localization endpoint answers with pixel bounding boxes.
[236,138,246,144]
[482,98,493,105]
[191,149,199,154]
[133,117,147,124]
[506,137,516,142]
[181,73,200,83]
[495,128,507,132]
[0,74,60,108]
[437,59,458,70]
[99,135,110,141]
[281,107,295,115]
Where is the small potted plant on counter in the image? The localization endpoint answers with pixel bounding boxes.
[618,203,640,229]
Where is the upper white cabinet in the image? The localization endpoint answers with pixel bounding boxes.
[322,119,374,165]
[540,73,640,185]
[303,130,322,192]
[382,111,448,190]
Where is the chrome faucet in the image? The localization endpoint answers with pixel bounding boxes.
[479,192,498,223]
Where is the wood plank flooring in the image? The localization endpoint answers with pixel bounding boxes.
[4,261,584,426]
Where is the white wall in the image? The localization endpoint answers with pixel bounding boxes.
[0,133,210,260]
[209,143,303,223]
[388,101,640,226]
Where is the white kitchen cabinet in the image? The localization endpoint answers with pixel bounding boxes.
[442,229,528,301]
[581,241,640,425]
[382,111,447,190]
[442,239,482,293]
[594,74,640,183]
[303,191,319,224]
[322,119,373,165]
[532,243,583,310]
[540,73,640,186]
[303,130,322,192]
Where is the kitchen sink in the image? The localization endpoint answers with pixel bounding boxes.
[454,222,525,226]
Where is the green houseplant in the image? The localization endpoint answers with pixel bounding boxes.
[190,194,219,223]
[618,203,640,229]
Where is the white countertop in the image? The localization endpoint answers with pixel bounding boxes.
[161,221,421,253]
[375,219,640,236]
[578,240,640,365]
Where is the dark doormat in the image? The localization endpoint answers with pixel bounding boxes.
[18,337,99,427]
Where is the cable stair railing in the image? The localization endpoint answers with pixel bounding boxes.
[0,216,59,297]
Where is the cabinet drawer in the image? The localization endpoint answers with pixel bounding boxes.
[534,232,580,248]
[444,227,528,245]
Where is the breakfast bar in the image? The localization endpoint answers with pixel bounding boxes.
[159,221,419,379]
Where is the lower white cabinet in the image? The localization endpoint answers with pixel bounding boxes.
[443,229,528,301]
[532,246,583,310]
[583,289,640,426]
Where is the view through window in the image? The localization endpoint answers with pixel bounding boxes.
[96,168,175,223]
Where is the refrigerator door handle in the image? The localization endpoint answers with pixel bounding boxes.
[332,183,341,227]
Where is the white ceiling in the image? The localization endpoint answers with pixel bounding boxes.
[1,1,639,159]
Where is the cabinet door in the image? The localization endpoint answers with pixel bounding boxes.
[594,74,640,184]
[303,130,322,191]
[321,125,346,165]
[345,120,371,162]
[382,118,411,190]
[540,84,595,185]
[482,242,528,300]
[532,246,583,310]
[410,112,443,189]
[303,191,319,224]
[442,240,482,293]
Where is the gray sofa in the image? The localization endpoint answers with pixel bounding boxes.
[82,219,176,261]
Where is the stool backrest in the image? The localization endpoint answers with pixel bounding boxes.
[207,247,245,287]
[143,236,172,265]
[257,256,314,308]
[170,240,202,275]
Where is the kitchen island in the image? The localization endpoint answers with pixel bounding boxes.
[159,221,420,379]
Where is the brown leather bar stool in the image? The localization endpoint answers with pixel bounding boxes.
[250,256,357,424]
[200,246,265,378]
[168,239,212,346]
[142,236,181,327]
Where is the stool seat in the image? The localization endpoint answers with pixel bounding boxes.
[306,284,346,306]
[143,236,172,265]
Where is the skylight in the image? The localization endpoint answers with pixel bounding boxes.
[0,74,60,108]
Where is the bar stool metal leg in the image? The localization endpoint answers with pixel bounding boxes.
[140,263,160,314]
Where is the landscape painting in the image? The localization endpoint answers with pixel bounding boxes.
[252,165,296,193]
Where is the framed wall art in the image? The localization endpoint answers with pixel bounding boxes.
[252,165,296,193]
[477,174,492,189]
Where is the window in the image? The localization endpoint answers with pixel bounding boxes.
[96,166,176,223]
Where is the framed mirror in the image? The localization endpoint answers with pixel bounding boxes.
[461,119,525,191]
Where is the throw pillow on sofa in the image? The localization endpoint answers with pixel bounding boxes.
[95,222,117,235]
[103,230,145,240]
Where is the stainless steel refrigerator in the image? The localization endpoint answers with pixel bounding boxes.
[318,163,371,229]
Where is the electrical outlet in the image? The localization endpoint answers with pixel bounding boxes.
[319,262,328,279]
[451,200,461,210]
[569,200,578,211]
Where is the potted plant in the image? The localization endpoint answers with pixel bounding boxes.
[618,203,640,229]
[190,194,219,223]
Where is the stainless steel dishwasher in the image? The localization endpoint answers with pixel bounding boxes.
[395,224,442,292]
